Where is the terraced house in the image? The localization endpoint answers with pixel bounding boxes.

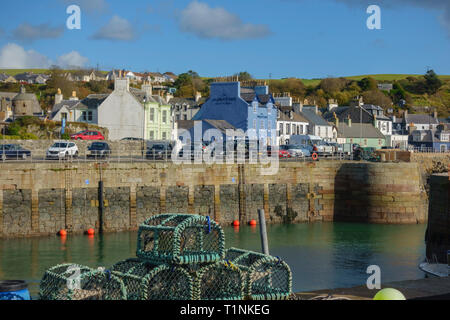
[144,86,174,141]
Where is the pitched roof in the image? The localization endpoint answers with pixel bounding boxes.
[240,93,272,104]
[337,123,385,139]
[278,110,309,123]
[204,119,236,134]
[169,97,202,107]
[405,113,439,125]
[300,107,330,126]
[323,106,373,123]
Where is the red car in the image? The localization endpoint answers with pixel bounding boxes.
[71,130,105,141]
[278,145,292,159]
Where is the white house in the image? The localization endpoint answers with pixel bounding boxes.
[277,109,309,145]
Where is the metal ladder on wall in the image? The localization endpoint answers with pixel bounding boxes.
[64,162,73,231]
[238,164,246,224]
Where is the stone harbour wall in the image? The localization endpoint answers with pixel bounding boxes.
[426,173,450,264]
[0,161,429,238]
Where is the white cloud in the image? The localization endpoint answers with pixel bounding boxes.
[12,23,64,42]
[57,51,90,68]
[91,15,136,41]
[179,1,271,40]
[0,43,51,68]
[0,43,89,69]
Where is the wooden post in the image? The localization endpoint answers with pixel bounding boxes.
[258,209,269,255]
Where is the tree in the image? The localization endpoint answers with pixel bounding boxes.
[358,77,378,91]
[320,78,347,94]
[424,69,442,94]
[362,90,392,108]
[235,72,252,81]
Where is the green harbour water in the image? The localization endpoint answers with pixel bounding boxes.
[0,222,427,298]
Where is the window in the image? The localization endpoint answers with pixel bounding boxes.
[318,126,321,136]
[253,102,257,113]
[82,111,93,122]
[61,113,68,120]
[149,131,154,140]
[162,110,167,124]
[286,124,290,135]
[253,119,257,129]
[292,124,296,134]
[261,120,264,130]
[176,115,180,120]
[150,108,155,122]
[268,120,271,130]
[440,145,447,153]
[183,115,187,120]
[279,123,283,135]
[162,132,167,140]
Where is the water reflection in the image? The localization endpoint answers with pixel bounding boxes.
[0,222,427,297]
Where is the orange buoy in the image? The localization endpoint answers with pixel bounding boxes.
[312,153,319,161]
[87,228,95,236]
[249,220,257,226]
[232,220,240,227]
[59,229,67,236]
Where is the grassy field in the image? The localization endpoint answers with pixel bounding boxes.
[0,69,109,76]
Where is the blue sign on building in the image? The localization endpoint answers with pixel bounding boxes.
[193,81,277,144]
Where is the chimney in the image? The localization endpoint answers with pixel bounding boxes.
[373,114,377,128]
[142,81,152,98]
[333,112,339,127]
[347,115,352,127]
[433,110,438,119]
[409,124,417,135]
[115,76,130,93]
[315,105,318,114]
[55,88,63,105]
[195,91,202,103]
[69,91,78,101]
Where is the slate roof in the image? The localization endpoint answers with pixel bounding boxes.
[51,94,109,118]
[337,123,385,139]
[278,110,309,123]
[300,107,330,126]
[409,129,450,143]
[405,114,439,125]
[176,119,235,135]
[169,97,203,107]
[323,106,373,124]
[240,93,272,105]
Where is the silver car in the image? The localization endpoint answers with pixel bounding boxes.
[286,145,310,158]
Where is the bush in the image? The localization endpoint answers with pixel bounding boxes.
[61,133,70,140]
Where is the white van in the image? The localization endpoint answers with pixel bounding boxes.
[289,135,333,156]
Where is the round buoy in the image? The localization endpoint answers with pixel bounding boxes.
[58,229,67,237]
[312,153,319,161]
[87,228,95,236]
[249,220,257,226]
[232,220,240,227]
[373,288,406,300]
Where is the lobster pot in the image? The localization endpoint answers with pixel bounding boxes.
[188,261,244,300]
[111,258,143,274]
[137,214,225,265]
[113,261,194,300]
[39,264,126,300]
[225,248,292,300]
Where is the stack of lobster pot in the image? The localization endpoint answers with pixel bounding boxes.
[112,214,244,300]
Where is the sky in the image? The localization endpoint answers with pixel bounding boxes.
[0,0,449,79]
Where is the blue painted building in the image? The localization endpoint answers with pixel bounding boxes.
[193,81,277,144]
[409,128,450,152]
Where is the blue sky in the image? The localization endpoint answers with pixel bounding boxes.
[0,0,449,79]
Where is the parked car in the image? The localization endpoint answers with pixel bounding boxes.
[290,135,333,156]
[0,144,31,160]
[286,144,311,158]
[71,130,105,141]
[46,142,79,160]
[278,145,292,159]
[326,142,343,154]
[121,137,144,141]
[87,142,111,159]
[146,143,173,160]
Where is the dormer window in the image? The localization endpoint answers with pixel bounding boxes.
[252,101,258,113]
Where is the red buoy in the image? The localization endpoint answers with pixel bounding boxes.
[87,228,95,236]
[232,220,240,227]
[249,220,257,226]
[58,229,67,236]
